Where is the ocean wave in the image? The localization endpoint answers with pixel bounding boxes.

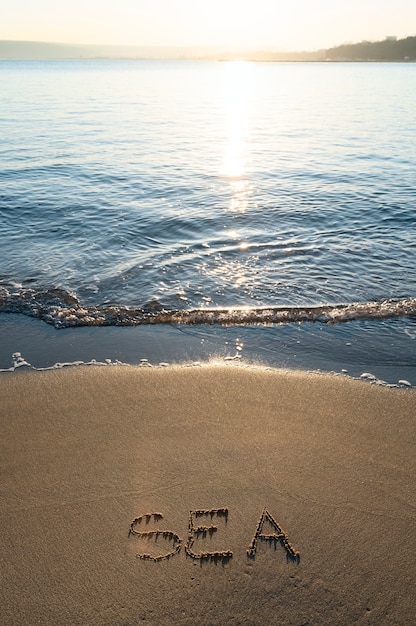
[1,283,416,328]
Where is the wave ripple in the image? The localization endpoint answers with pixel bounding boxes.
[1,284,415,328]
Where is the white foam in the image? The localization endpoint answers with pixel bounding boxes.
[0,352,413,390]
[2,283,416,328]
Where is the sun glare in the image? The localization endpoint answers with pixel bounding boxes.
[220,62,252,178]
[220,61,254,215]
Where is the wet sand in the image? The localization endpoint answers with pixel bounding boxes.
[1,364,415,625]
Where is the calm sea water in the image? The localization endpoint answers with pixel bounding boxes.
[0,60,415,381]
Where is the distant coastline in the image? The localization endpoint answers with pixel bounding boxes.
[0,35,415,61]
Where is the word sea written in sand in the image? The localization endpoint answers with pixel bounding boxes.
[128,507,300,563]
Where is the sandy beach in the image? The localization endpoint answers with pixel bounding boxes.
[1,364,415,625]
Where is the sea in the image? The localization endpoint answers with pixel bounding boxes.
[0,60,415,384]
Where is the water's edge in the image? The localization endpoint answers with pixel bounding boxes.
[1,313,414,388]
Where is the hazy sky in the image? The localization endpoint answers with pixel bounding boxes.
[2,0,416,50]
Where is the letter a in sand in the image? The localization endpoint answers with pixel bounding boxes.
[247,508,300,562]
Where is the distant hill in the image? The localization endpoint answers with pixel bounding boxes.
[0,40,201,60]
[0,40,324,62]
[325,36,416,61]
[0,36,415,62]
[0,40,327,61]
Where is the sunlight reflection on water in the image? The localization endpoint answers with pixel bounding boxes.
[220,61,252,183]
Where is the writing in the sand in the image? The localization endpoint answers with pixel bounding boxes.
[128,508,300,563]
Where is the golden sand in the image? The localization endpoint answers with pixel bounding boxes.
[1,365,415,625]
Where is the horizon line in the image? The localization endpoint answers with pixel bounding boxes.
[2,34,415,54]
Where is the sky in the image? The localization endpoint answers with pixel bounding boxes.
[2,0,416,51]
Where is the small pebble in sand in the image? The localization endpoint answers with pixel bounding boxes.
[360,373,376,380]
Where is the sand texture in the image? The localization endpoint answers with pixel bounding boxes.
[1,365,415,625]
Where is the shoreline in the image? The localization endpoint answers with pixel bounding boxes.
[0,313,415,387]
[1,364,415,625]
[2,353,415,392]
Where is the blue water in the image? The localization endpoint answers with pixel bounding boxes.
[0,60,415,381]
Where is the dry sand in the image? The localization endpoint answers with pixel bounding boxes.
[1,364,415,626]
